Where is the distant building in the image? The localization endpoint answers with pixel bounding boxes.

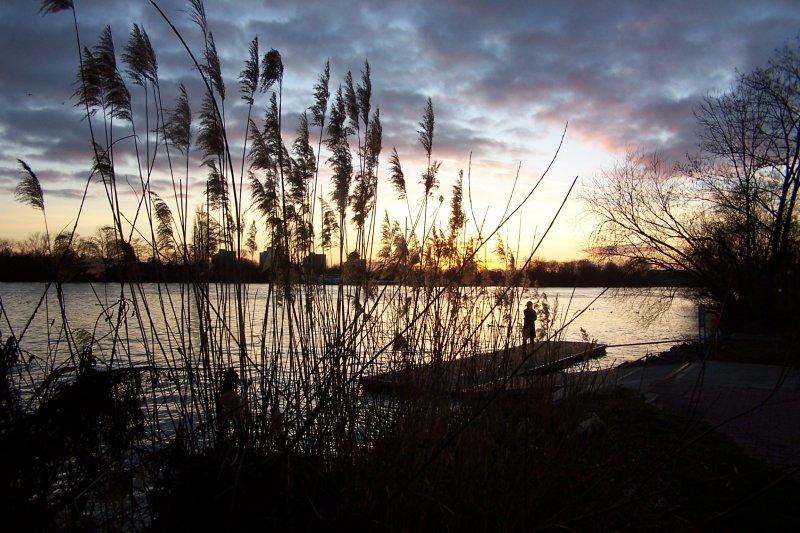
[259,247,289,271]
[259,248,276,271]
[211,249,237,277]
[212,249,236,269]
[302,253,326,273]
[342,253,367,282]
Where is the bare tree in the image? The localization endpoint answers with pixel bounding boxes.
[586,39,800,330]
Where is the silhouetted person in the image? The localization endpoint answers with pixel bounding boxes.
[393,332,409,357]
[270,401,287,450]
[522,301,537,355]
[218,367,249,434]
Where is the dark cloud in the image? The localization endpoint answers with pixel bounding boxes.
[0,164,21,193]
[1,0,799,250]
[46,187,94,201]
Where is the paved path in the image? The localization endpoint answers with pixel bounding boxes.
[594,360,800,471]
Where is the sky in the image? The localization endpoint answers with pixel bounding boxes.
[1,0,799,263]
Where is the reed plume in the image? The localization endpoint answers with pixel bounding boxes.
[122,23,157,87]
[206,34,227,99]
[358,61,372,128]
[78,26,131,121]
[344,71,360,133]
[326,86,353,219]
[418,97,434,161]
[151,192,175,256]
[15,159,45,212]
[418,98,439,197]
[39,0,72,14]
[311,61,331,129]
[197,91,225,163]
[239,37,260,105]
[388,147,406,199]
[164,85,192,154]
[260,49,284,94]
[320,198,339,251]
[449,170,466,238]
[291,112,316,205]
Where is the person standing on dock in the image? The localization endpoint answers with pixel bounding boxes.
[522,301,537,355]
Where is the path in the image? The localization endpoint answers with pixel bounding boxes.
[597,360,800,471]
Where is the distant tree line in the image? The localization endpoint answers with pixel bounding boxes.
[0,231,264,283]
[0,232,683,287]
[519,259,686,287]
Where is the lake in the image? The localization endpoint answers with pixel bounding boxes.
[0,282,700,372]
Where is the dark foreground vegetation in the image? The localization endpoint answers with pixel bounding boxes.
[151,388,800,532]
[3,342,796,532]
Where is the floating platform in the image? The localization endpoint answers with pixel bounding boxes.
[360,340,606,396]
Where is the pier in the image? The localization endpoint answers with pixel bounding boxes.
[360,340,606,396]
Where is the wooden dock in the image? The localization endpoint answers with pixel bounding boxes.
[359,340,606,396]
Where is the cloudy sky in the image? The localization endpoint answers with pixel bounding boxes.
[1,0,799,262]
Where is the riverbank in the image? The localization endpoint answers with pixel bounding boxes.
[621,334,797,368]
